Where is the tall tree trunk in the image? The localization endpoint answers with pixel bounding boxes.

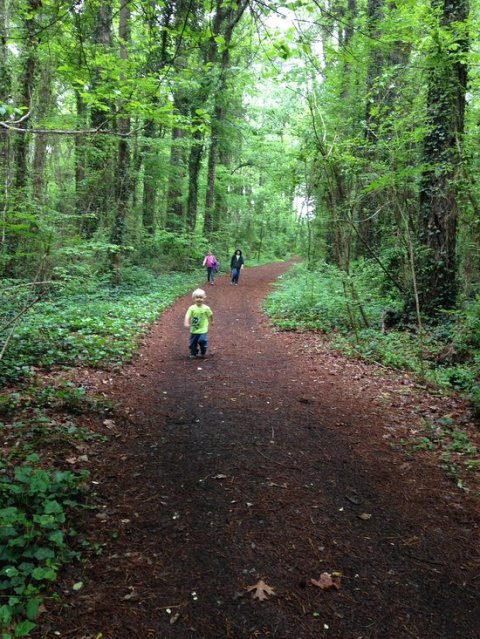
[142,0,173,235]
[32,65,54,203]
[186,0,248,233]
[165,0,193,232]
[5,0,40,272]
[0,0,11,263]
[75,90,87,220]
[359,0,386,256]
[142,119,157,235]
[14,0,40,193]
[186,126,203,231]
[111,0,131,283]
[204,107,220,235]
[82,1,113,238]
[204,38,234,235]
[165,119,187,232]
[418,0,468,316]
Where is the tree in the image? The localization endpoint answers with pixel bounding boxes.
[111,0,132,283]
[418,0,468,315]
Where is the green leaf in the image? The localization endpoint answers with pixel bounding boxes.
[25,597,42,621]
[13,620,37,637]
[31,567,56,581]
[32,547,55,561]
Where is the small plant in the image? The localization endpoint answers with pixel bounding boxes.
[264,261,480,417]
[412,436,436,451]
[0,269,201,386]
[0,454,88,637]
[399,417,479,491]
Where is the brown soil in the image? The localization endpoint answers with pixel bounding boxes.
[36,262,480,639]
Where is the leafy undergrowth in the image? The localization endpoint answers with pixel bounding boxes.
[265,262,480,489]
[0,380,113,638]
[0,267,201,387]
[398,416,479,491]
[0,267,202,637]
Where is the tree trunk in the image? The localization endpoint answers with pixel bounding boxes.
[141,0,174,235]
[0,0,11,262]
[186,0,248,234]
[14,0,40,193]
[5,0,40,272]
[204,103,223,235]
[418,0,468,316]
[82,1,113,238]
[111,0,131,283]
[165,115,187,231]
[186,126,203,231]
[32,65,54,203]
[75,90,87,220]
[142,119,157,235]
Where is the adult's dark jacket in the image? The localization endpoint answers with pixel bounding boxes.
[230,252,244,270]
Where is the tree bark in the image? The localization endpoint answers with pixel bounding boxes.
[13,0,40,193]
[82,1,113,238]
[32,65,54,203]
[111,0,131,283]
[186,0,248,233]
[166,108,188,231]
[0,0,11,261]
[142,0,174,235]
[418,0,468,316]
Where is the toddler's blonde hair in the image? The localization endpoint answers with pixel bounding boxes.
[192,288,206,299]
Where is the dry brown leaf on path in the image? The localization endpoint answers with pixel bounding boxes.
[246,579,276,601]
[169,611,181,624]
[311,572,341,590]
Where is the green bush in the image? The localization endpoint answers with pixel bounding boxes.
[0,454,88,637]
[0,268,200,385]
[264,261,480,411]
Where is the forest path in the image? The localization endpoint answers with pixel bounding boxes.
[38,262,479,639]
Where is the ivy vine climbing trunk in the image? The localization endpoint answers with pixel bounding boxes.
[418,0,468,316]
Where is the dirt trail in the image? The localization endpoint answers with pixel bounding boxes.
[38,262,479,639]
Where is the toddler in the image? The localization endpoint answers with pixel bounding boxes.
[184,288,214,359]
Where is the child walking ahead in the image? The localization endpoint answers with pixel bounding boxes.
[184,288,214,359]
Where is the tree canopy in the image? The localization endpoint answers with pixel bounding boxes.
[0,0,479,317]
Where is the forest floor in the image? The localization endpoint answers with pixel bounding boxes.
[35,262,480,639]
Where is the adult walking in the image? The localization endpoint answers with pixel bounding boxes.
[203,250,218,286]
[230,249,244,285]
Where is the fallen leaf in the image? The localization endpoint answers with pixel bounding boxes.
[358,512,372,520]
[123,587,138,600]
[213,474,227,479]
[311,572,341,590]
[170,612,180,624]
[246,579,275,601]
[103,419,116,429]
